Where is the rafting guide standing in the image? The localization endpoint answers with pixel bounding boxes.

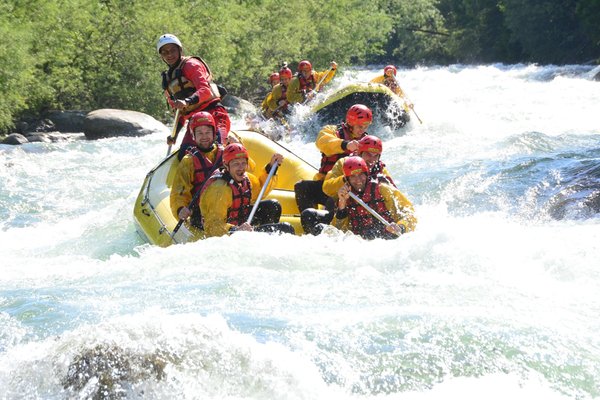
[157,33,233,158]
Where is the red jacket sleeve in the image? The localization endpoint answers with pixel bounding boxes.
[181,58,216,105]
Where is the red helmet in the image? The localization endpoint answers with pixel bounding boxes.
[358,135,382,154]
[384,65,397,76]
[189,111,216,132]
[298,60,312,72]
[268,72,280,84]
[343,156,369,177]
[279,67,293,79]
[223,143,249,164]
[346,104,373,126]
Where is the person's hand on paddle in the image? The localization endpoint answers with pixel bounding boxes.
[269,153,284,169]
[173,99,188,110]
[166,135,176,145]
[178,206,192,220]
[236,222,253,232]
[386,222,406,236]
[337,183,350,209]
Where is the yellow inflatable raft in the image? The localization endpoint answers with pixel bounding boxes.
[310,82,410,129]
[133,129,317,247]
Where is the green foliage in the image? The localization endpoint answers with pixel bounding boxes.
[1,0,599,133]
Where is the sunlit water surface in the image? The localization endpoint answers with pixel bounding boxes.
[1,64,599,399]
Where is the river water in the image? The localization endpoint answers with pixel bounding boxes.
[1,64,599,399]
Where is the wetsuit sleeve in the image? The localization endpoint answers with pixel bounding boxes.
[380,183,417,233]
[169,155,195,218]
[286,78,303,104]
[370,75,385,84]
[266,85,282,111]
[314,68,336,89]
[200,180,234,237]
[316,125,344,156]
[182,58,217,105]
[322,158,346,197]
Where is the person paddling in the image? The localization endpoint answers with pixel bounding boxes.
[157,33,233,158]
[200,144,295,237]
[169,111,224,230]
[287,60,337,104]
[335,157,417,240]
[301,135,395,235]
[294,104,373,227]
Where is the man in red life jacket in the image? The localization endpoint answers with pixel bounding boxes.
[335,157,416,240]
[260,72,280,118]
[287,59,337,104]
[266,66,293,117]
[170,111,224,229]
[301,135,395,235]
[294,104,373,231]
[157,34,232,159]
[200,143,295,237]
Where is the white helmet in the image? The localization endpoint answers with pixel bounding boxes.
[157,34,182,53]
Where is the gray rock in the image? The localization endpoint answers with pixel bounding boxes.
[83,109,169,140]
[45,110,87,132]
[221,95,257,117]
[24,132,52,143]
[2,133,29,145]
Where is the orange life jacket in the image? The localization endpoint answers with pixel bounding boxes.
[162,56,220,114]
[318,124,357,175]
[347,181,394,238]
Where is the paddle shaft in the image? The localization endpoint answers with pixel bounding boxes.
[166,109,181,157]
[395,79,422,124]
[301,66,334,105]
[348,191,399,236]
[246,161,279,224]
[314,66,334,93]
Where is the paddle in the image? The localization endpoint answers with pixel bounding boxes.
[348,191,401,236]
[394,80,423,124]
[246,160,279,224]
[166,109,181,157]
[302,65,334,105]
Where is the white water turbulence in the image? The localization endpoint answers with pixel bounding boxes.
[1,64,599,399]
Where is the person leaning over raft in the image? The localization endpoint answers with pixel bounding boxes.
[200,144,295,237]
[294,104,373,222]
[169,112,224,229]
[286,60,337,104]
[157,33,233,157]
[336,156,417,240]
[260,72,280,118]
[301,135,395,235]
[266,66,293,117]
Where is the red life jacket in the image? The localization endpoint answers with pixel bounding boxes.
[318,124,358,175]
[187,145,224,193]
[203,171,252,226]
[298,72,316,98]
[162,56,220,114]
[347,181,394,239]
[183,145,223,228]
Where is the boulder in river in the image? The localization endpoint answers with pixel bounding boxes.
[83,109,169,140]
